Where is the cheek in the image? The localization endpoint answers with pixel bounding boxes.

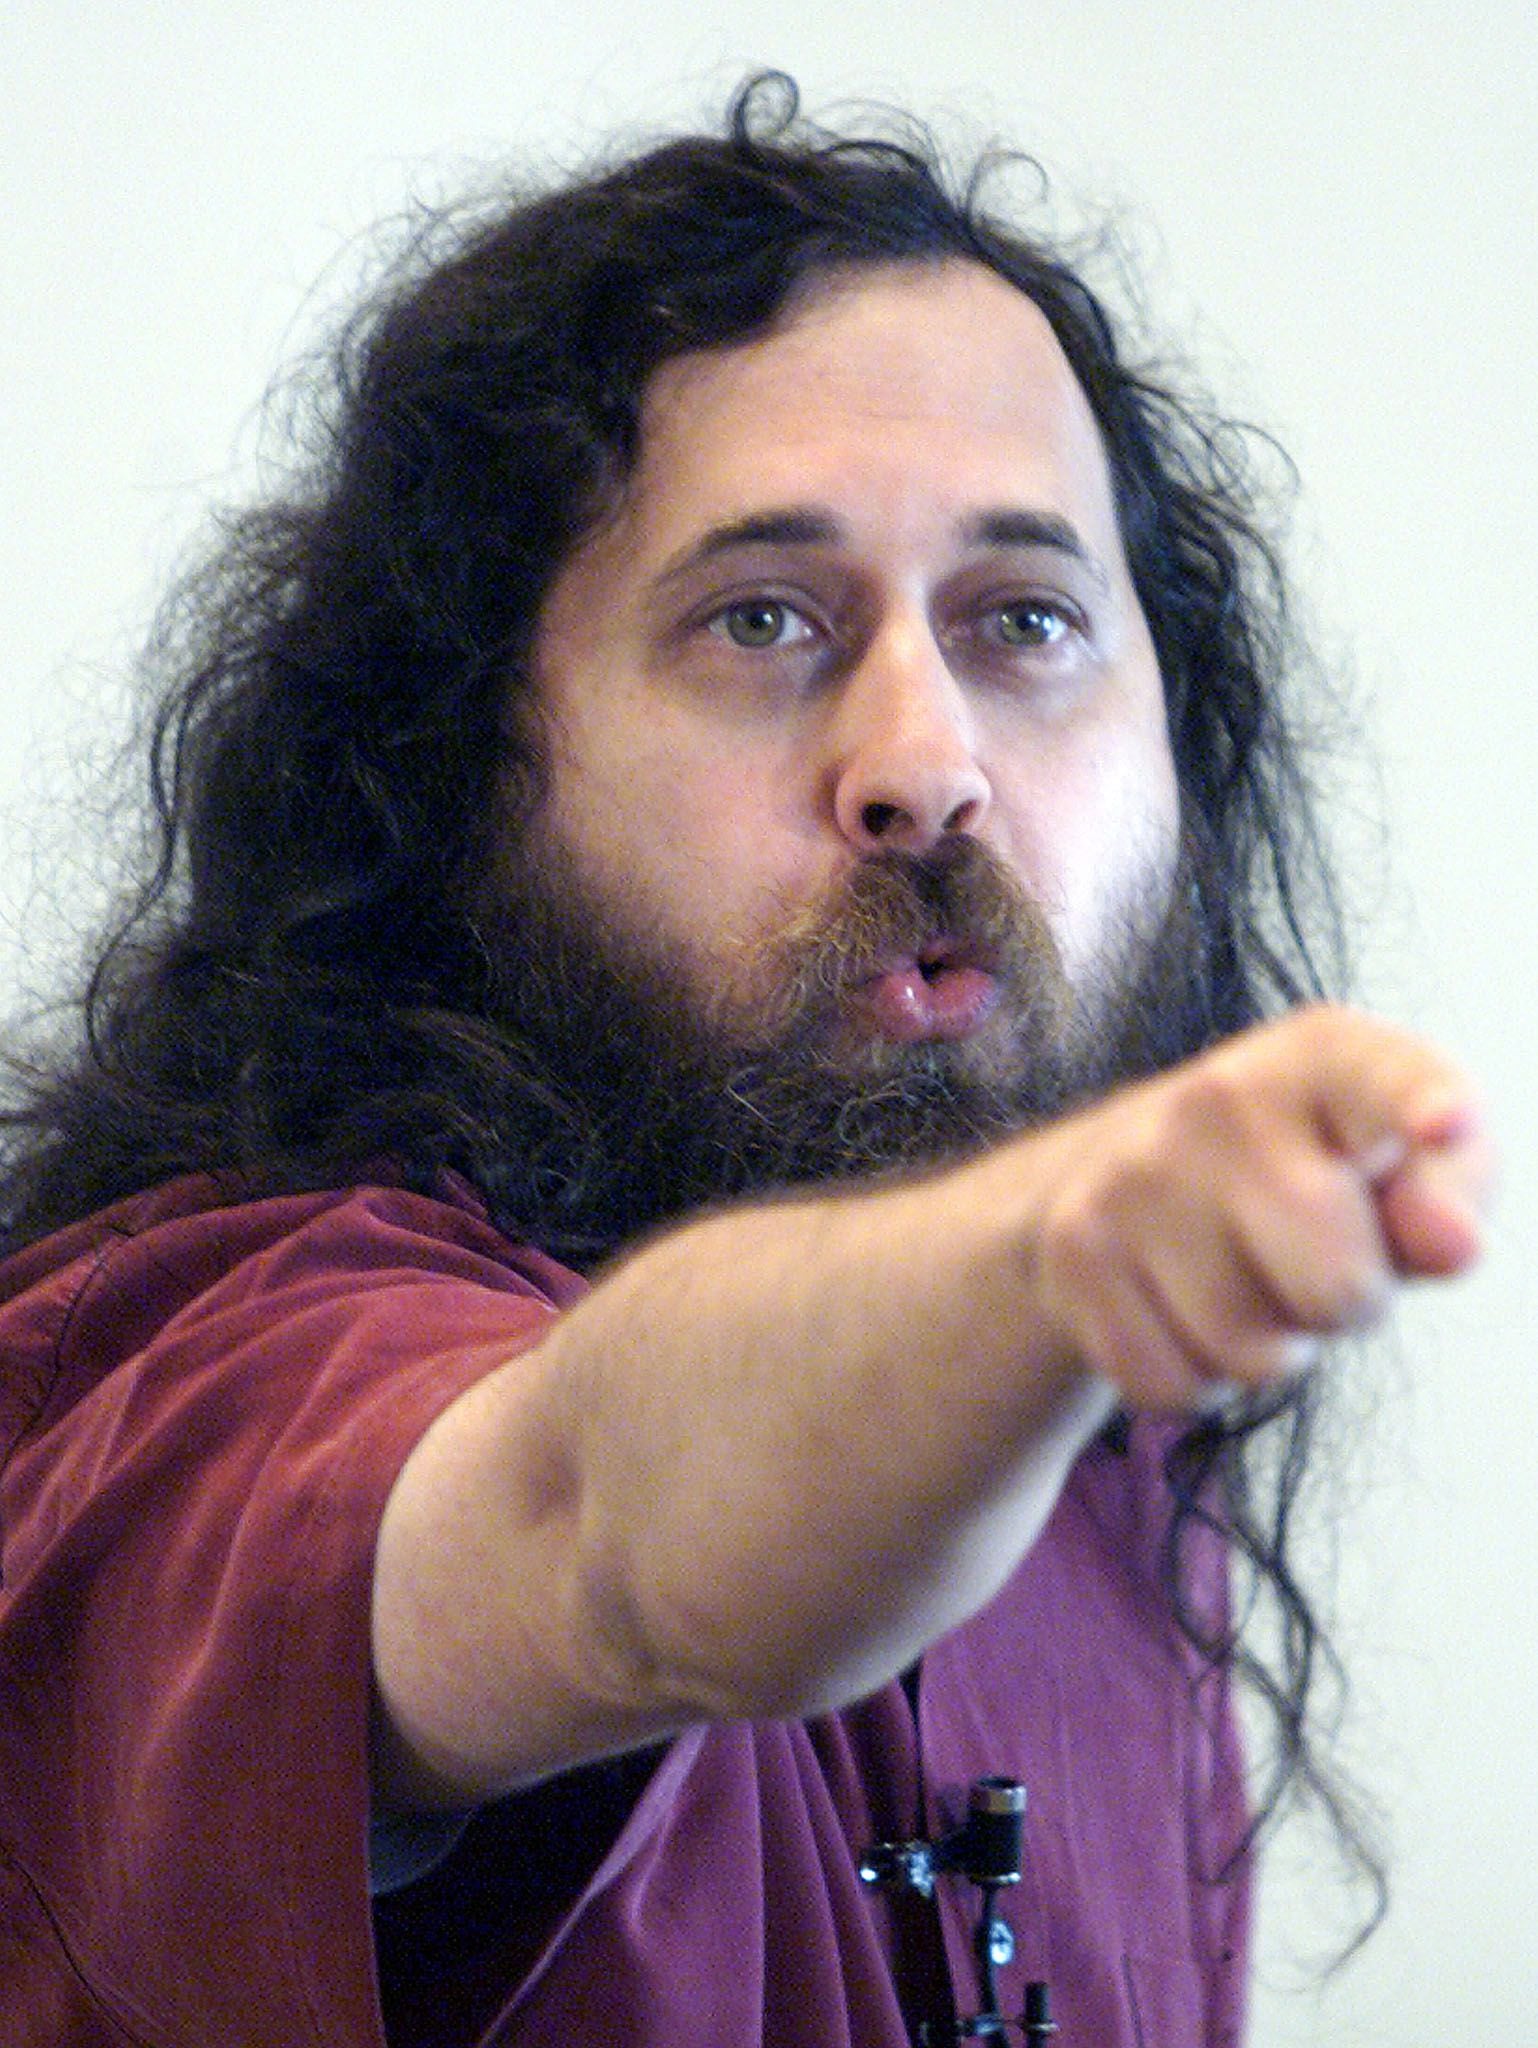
[995,734,1179,963]
[547,720,811,938]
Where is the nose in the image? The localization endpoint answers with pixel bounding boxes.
[830,621,991,856]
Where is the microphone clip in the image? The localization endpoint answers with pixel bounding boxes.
[860,1773,1027,1898]
[860,1777,1057,2044]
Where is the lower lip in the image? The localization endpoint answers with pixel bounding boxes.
[854,965,1001,1044]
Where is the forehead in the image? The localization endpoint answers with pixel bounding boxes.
[609,259,1125,562]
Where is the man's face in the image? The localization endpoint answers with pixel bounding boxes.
[528,258,1178,1063]
[487,261,1196,1242]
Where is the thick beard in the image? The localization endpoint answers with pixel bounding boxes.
[470,833,1221,1265]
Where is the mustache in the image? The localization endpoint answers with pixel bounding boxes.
[745,837,1066,1032]
[467,820,1211,1260]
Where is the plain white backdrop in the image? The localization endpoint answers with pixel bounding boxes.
[3,4,1534,2038]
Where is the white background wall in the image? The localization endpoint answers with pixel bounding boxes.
[3,3,1533,2038]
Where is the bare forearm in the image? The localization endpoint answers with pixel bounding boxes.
[546,1171,1109,1710]
[372,1158,1107,1802]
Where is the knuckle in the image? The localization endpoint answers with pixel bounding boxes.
[1286,1231,1389,1330]
[1280,1166,1391,1327]
[1323,1254,1392,1330]
[1283,1153,1360,1233]
[1160,1053,1256,1149]
[1290,997,1350,1047]
[1217,1331,1319,1394]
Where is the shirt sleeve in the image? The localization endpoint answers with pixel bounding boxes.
[0,1182,577,2048]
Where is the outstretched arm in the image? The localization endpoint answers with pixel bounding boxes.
[370,1005,1489,1805]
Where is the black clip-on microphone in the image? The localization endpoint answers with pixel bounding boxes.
[861,1776,1057,2044]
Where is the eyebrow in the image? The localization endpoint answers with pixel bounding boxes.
[965,506,1091,556]
[964,509,1111,593]
[653,504,1110,592]
[653,509,841,586]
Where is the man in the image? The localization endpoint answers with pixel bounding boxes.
[0,78,1486,2047]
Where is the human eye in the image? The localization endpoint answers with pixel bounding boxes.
[707,596,816,651]
[989,596,1079,651]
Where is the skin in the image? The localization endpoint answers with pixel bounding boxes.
[532,261,1178,1033]
[369,263,1490,1808]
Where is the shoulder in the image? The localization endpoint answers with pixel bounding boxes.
[1,1172,582,1444]
[0,1170,588,1645]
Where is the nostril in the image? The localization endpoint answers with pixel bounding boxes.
[861,801,903,838]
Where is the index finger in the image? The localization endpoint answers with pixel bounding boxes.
[1275,1006,1481,1178]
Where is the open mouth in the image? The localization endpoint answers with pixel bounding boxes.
[914,935,995,981]
[854,937,1001,1043]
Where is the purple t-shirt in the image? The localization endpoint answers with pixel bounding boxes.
[0,1175,1249,2045]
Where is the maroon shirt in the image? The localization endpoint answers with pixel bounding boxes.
[0,1176,1249,2045]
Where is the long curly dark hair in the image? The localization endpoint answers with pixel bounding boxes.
[1,75,1375,1927]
